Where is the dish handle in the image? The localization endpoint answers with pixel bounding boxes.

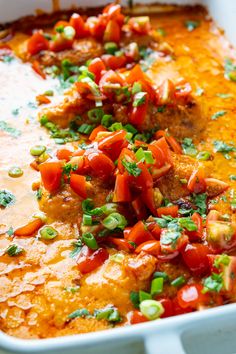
[144,331,186,354]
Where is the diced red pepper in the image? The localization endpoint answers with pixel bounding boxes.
[39,161,62,193]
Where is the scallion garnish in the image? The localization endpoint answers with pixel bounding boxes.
[150,277,163,296]
[40,226,58,240]
[78,124,94,135]
[87,108,104,123]
[171,276,186,287]
[133,92,147,107]
[82,232,98,250]
[139,300,164,320]
[102,212,127,230]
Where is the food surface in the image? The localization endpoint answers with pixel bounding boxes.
[1,2,236,340]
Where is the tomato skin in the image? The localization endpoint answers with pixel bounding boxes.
[87,151,115,179]
[77,246,109,274]
[155,130,182,154]
[89,125,107,141]
[104,20,121,43]
[128,17,151,35]
[187,167,206,194]
[157,205,179,218]
[148,144,165,168]
[87,15,107,40]
[132,197,148,220]
[39,161,62,193]
[98,130,126,151]
[148,222,161,239]
[141,188,156,216]
[70,174,87,199]
[69,13,88,38]
[157,79,175,105]
[134,161,153,190]
[159,298,174,318]
[129,97,148,128]
[99,70,125,97]
[14,218,44,237]
[113,173,131,202]
[129,310,148,324]
[186,212,203,242]
[88,58,106,83]
[56,148,72,162]
[107,237,134,252]
[172,297,192,316]
[27,32,49,55]
[181,243,211,276]
[177,284,208,309]
[151,137,173,166]
[135,240,160,256]
[127,221,154,245]
[49,35,73,52]
[101,54,127,70]
[32,60,46,79]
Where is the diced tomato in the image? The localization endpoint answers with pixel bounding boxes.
[56,148,72,162]
[187,166,206,194]
[181,243,211,276]
[103,3,124,25]
[117,148,136,174]
[36,94,51,105]
[135,240,160,256]
[70,174,87,199]
[148,144,166,168]
[128,16,151,35]
[132,197,148,220]
[101,54,127,70]
[113,173,132,202]
[151,137,173,166]
[39,161,62,193]
[69,13,88,38]
[157,251,179,262]
[53,20,69,31]
[27,31,49,56]
[159,298,174,318]
[107,237,134,252]
[126,65,156,101]
[177,284,208,309]
[155,130,182,154]
[141,188,157,216]
[32,60,46,79]
[87,151,115,179]
[127,221,154,245]
[172,297,192,316]
[129,94,148,128]
[129,310,148,324]
[14,218,44,237]
[98,130,126,151]
[87,15,107,40]
[104,20,121,43]
[49,35,73,52]
[186,212,203,241]
[160,229,188,254]
[77,245,109,274]
[88,58,106,83]
[157,205,179,218]
[132,161,153,190]
[147,222,161,239]
[205,178,229,197]
[174,79,192,104]
[89,125,107,141]
[124,227,132,239]
[99,69,125,97]
[151,163,172,181]
[157,79,175,105]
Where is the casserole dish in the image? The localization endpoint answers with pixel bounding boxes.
[1,1,236,353]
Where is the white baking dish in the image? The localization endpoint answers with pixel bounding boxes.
[1,1,236,353]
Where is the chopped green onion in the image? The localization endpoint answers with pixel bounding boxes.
[171,276,186,287]
[101,203,117,215]
[68,308,90,319]
[110,253,125,263]
[132,82,142,94]
[30,145,46,156]
[196,151,211,161]
[43,90,54,96]
[5,244,24,257]
[130,291,140,309]
[109,122,123,131]
[8,166,23,178]
[133,92,146,107]
[139,290,152,302]
[40,226,58,240]
[82,198,103,216]
[78,124,94,135]
[63,26,76,40]
[122,159,142,177]
[140,300,164,320]
[95,307,120,322]
[135,147,154,164]
[104,42,118,54]
[39,115,48,126]
[82,214,92,226]
[153,271,169,282]
[150,277,163,296]
[102,212,127,230]
[82,232,98,250]
[101,114,113,127]
[124,124,137,134]
[88,108,104,123]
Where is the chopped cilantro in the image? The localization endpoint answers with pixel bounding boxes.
[122,159,142,177]
[182,138,197,156]
[36,188,42,200]
[5,244,24,257]
[213,140,236,159]
[62,163,78,179]
[161,229,181,248]
[0,190,16,208]
[203,273,223,293]
[211,110,227,120]
[6,227,14,236]
[179,217,197,231]
[230,175,236,181]
[70,239,83,258]
[68,308,90,319]
[191,193,207,216]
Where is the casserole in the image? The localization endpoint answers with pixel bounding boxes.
[1,1,236,353]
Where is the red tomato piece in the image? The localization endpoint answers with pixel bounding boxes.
[177,283,208,309]
[104,20,121,43]
[14,218,44,237]
[141,188,157,216]
[128,16,151,35]
[27,32,49,56]
[186,212,203,242]
[56,148,72,162]
[187,166,206,194]
[117,148,136,174]
[89,125,107,141]
[181,243,211,276]
[101,54,127,70]
[134,161,153,190]
[132,197,148,220]
[32,60,46,79]
[70,174,87,199]
[127,221,154,245]
[88,57,106,83]
[99,70,125,97]
[129,96,148,128]
[135,240,160,256]
[129,310,148,324]
[157,79,175,105]
[107,237,134,252]
[77,246,109,274]
[69,13,88,38]
[156,130,182,154]
[157,205,179,218]
[159,298,174,318]
[124,227,132,239]
[87,151,115,179]
[87,15,107,39]
[172,297,193,316]
[113,173,131,202]
[49,35,73,52]
[39,161,62,193]
[147,222,161,239]
[152,137,173,165]
[98,130,126,151]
